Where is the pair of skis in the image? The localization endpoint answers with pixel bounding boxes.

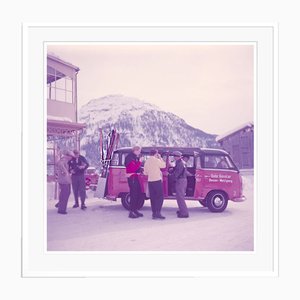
[95,128,119,198]
[99,128,120,177]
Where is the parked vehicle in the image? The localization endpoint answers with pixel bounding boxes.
[85,167,99,191]
[97,147,246,213]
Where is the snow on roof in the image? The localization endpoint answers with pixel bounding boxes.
[47,53,80,71]
[216,122,254,142]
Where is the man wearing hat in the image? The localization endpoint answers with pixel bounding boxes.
[68,149,89,209]
[56,150,74,214]
[171,151,189,218]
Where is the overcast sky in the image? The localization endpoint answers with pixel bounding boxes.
[48,44,254,135]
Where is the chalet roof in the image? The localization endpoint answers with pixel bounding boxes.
[47,53,80,71]
[216,122,254,142]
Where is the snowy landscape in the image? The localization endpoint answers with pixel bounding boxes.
[47,170,253,251]
[79,95,218,167]
[47,94,254,251]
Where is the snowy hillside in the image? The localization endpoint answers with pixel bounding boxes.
[79,95,218,166]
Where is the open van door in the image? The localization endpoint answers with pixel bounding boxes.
[194,153,206,205]
[94,173,108,198]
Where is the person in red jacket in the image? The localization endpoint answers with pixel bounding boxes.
[125,146,144,219]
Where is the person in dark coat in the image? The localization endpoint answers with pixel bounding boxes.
[171,151,189,218]
[68,149,89,210]
[125,146,144,219]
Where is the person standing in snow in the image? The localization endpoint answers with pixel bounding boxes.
[144,149,166,220]
[68,149,89,210]
[125,146,144,219]
[171,151,189,218]
[56,150,74,215]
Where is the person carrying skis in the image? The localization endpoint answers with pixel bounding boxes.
[125,146,144,219]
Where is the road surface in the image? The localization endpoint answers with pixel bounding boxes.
[47,172,253,251]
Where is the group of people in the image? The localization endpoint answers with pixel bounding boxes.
[55,145,190,219]
[125,146,189,219]
[55,149,89,214]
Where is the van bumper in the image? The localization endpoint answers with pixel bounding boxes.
[232,195,246,202]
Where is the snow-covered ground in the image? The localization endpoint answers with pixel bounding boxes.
[47,171,254,251]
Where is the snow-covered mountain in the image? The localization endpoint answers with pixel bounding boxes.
[79,95,218,166]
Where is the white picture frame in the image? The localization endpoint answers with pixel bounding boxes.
[22,24,278,277]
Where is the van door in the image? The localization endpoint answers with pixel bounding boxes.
[106,152,129,198]
[161,153,168,197]
[194,155,205,200]
[167,154,176,197]
[183,154,196,197]
[194,154,239,201]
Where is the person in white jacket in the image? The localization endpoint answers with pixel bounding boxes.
[144,149,166,219]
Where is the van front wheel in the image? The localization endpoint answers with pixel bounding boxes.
[206,191,228,212]
[121,193,145,211]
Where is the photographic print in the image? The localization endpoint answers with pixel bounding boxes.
[46,43,254,251]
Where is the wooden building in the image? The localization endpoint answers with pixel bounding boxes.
[47,53,86,197]
[216,122,254,169]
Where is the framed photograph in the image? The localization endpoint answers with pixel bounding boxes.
[22,24,278,277]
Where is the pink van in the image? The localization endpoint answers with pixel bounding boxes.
[101,147,246,213]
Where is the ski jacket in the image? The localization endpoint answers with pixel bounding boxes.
[125,152,142,178]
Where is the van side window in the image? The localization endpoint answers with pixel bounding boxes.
[182,156,194,168]
[121,153,127,166]
[203,155,234,169]
[111,153,119,166]
[195,156,202,169]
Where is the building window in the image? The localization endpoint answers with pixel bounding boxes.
[47,66,73,103]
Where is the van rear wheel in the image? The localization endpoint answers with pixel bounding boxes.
[121,193,145,211]
[206,191,228,212]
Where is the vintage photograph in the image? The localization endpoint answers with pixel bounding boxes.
[46,44,254,251]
